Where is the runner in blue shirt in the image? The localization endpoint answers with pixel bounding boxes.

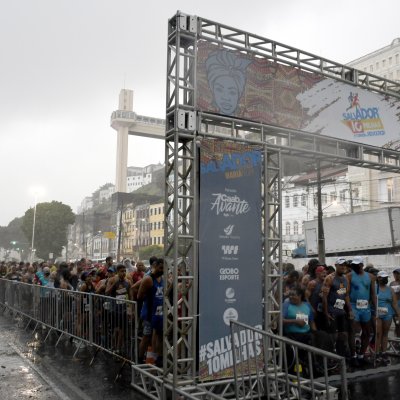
[347,256,377,365]
[375,270,400,365]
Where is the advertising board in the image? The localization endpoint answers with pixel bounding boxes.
[198,139,263,381]
[197,41,400,151]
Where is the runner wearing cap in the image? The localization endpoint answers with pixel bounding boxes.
[347,256,377,365]
[375,270,400,365]
[322,257,352,357]
[390,267,400,337]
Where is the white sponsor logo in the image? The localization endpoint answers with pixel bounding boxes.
[225,287,236,304]
[224,225,234,235]
[223,308,239,326]
[210,194,250,216]
[221,245,239,255]
[220,268,240,280]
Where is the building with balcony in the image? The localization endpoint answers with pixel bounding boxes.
[282,167,362,254]
[122,203,136,260]
[149,202,164,246]
[347,38,400,82]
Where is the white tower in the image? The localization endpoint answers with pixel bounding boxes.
[111,89,166,193]
[113,89,133,192]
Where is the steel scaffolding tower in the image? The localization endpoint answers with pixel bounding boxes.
[131,11,400,400]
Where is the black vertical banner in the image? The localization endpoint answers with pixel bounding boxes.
[198,139,263,381]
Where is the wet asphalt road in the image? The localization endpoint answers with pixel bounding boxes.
[347,370,400,400]
[0,312,146,400]
[2,309,400,400]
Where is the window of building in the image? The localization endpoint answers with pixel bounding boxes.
[397,70,400,79]
[330,192,337,202]
[294,221,299,235]
[389,72,393,80]
[285,222,291,235]
[285,196,290,208]
[322,193,328,205]
[313,193,318,207]
[150,208,153,216]
[301,193,307,207]
[387,178,394,202]
[396,54,399,65]
[293,195,298,207]
[376,61,379,70]
[389,57,392,66]
[339,190,346,202]
[383,59,386,68]
[370,65,373,72]
[353,187,360,205]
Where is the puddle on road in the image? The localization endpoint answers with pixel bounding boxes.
[348,370,400,400]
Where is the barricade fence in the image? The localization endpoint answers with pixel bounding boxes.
[230,321,348,400]
[0,278,138,364]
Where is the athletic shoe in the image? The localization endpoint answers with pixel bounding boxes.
[350,357,360,368]
[382,353,391,366]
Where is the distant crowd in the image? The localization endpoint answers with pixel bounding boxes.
[0,256,165,366]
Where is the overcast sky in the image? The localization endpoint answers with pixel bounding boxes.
[1,0,399,226]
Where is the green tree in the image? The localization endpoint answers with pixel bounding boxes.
[0,217,29,251]
[139,245,164,261]
[21,201,75,259]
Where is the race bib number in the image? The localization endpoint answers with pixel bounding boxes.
[296,313,309,325]
[334,299,345,310]
[116,294,126,305]
[356,299,369,309]
[377,307,388,316]
[155,305,163,316]
[392,285,400,294]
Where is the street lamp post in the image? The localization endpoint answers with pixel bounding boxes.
[31,194,38,263]
[316,161,326,264]
[98,231,103,260]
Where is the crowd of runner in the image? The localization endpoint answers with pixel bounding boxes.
[0,256,165,366]
[282,257,400,367]
[2,255,400,370]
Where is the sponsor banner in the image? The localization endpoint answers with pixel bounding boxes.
[199,139,263,381]
[197,41,400,151]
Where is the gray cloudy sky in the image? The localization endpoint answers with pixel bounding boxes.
[1,0,399,226]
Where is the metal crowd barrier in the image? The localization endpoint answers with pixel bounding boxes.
[230,321,348,400]
[0,278,138,364]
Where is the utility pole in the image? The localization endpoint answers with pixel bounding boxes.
[317,160,325,264]
[80,212,87,258]
[349,181,354,213]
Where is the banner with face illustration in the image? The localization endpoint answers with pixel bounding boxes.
[197,41,400,152]
[198,139,263,381]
